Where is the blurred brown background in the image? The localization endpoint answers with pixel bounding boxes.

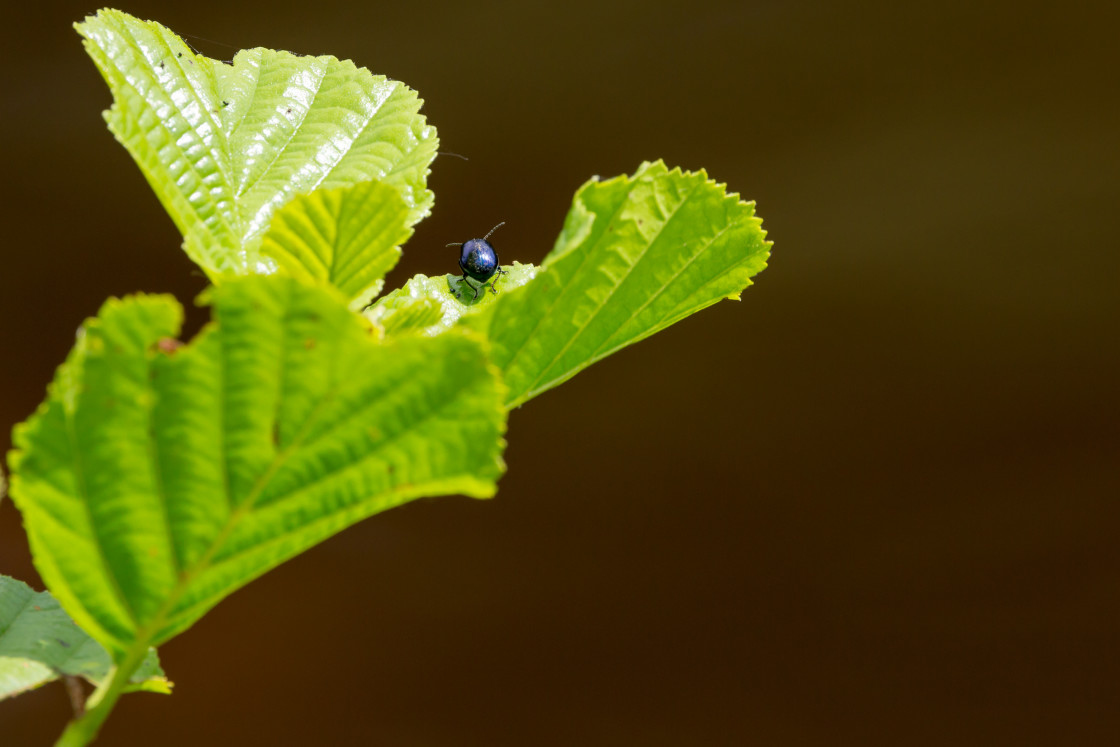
[2,1,1118,744]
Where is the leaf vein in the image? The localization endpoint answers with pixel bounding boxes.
[63,394,140,629]
[496,186,636,385]
[590,211,741,358]
[521,176,703,397]
[236,59,330,212]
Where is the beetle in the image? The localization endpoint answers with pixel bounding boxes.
[448,222,509,301]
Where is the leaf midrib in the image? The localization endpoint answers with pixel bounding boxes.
[233,59,329,205]
[108,19,242,250]
[504,172,700,407]
[124,327,483,651]
[495,181,637,391]
[156,370,484,637]
[113,313,345,651]
[589,206,748,358]
[522,176,702,397]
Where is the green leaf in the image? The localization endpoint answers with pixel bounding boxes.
[363,263,540,338]
[7,276,506,658]
[0,576,168,701]
[469,161,771,408]
[260,181,413,310]
[77,9,438,279]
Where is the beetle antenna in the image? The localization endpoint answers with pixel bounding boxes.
[483,221,506,241]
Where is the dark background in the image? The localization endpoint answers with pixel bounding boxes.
[2,1,1117,744]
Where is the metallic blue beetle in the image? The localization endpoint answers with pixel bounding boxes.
[450,222,509,301]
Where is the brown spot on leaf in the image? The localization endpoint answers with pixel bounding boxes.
[156,337,183,354]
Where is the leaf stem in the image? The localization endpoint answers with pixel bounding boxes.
[54,642,149,747]
[63,675,86,717]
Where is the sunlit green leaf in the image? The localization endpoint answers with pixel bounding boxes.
[364,263,539,337]
[0,576,168,701]
[77,9,437,279]
[8,276,506,658]
[260,181,412,309]
[468,161,770,408]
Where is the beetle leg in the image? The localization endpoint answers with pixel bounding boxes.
[455,273,468,299]
[489,267,508,295]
